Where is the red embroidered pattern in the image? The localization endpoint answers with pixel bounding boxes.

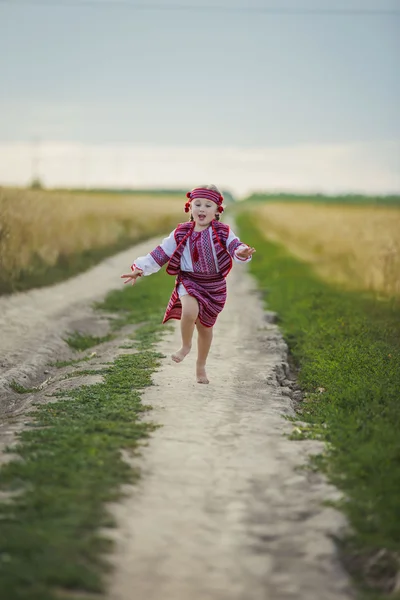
[228,238,242,257]
[163,271,226,328]
[190,229,217,274]
[150,245,170,267]
[167,221,232,278]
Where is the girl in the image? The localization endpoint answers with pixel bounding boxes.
[120,185,255,384]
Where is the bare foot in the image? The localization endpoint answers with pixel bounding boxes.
[171,345,191,363]
[196,362,209,384]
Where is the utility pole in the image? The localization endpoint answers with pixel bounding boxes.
[81,145,88,190]
[30,136,42,188]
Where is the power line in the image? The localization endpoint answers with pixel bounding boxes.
[0,1,399,15]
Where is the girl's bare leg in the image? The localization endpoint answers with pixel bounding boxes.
[171,295,199,363]
[196,321,213,384]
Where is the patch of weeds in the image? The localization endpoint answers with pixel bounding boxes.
[49,353,97,368]
[237,211,400,599]
[287,423,326,441]
[96,271,172,328]
[9,381,39,394]
[135,321,173,350]
[63,332,113,351]
[338,538,400,600]
[62,368,109,380]
[0,267,174,599]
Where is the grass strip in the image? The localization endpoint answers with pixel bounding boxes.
[0,270,173,600]
[236,212,400,600]
[9,381,39,394]
[49,353,97,368]
[63,332,114,351]
[243,192,400,206]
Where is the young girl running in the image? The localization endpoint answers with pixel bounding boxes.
[120,185,255,384]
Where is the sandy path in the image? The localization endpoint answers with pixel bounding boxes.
[0,233,353,599]
[106,264,352,600]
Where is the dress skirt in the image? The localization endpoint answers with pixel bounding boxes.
[163,270,227,328]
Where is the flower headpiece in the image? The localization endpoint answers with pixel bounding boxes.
[184,187,224,213]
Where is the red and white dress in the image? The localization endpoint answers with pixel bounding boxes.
[132,220,251,328]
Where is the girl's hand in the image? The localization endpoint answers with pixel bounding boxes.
[236,245,256,259]
[120,268,143,286]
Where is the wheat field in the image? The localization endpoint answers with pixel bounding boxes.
[0,187,184,290]
[253,202,400,297]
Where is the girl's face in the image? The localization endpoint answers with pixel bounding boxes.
[191,198,217,227]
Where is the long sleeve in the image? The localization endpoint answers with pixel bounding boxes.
[131,229,177,276]
[226,227,252,263]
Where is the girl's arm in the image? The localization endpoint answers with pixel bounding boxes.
[134,229,177,274]
[121,229,177,285]
[226,228,256,263]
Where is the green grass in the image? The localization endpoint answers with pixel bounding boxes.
[242,192,400,206]
[0,269,174,600]
[49,353,97,368]
[236,212,400,600]
[61,368,109,380]
[9,381,39,394]
[63,332,113,351]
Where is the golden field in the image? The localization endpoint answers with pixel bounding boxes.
[0,187,184,290]
[253,202,400,297]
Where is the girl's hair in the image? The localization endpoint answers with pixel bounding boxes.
[189,184,222,221]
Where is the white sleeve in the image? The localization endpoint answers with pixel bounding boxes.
[131,229,177,276]
[132,254,160,276]
[226,227,252,264]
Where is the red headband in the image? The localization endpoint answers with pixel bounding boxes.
[184,188,224,213]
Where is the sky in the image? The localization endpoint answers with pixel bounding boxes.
[0,0,399,196]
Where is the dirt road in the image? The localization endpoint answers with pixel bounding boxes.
[0,233,353,600]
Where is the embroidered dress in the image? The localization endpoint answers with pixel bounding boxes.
[164,271,226,328]
[131,220,251,328]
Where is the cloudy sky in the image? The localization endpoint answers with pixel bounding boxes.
[0,0,399,196]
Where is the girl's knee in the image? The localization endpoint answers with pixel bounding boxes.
[181,296,199,321]
[196,322,213,335]
[181,304,199,321]
[182,308,198,322]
